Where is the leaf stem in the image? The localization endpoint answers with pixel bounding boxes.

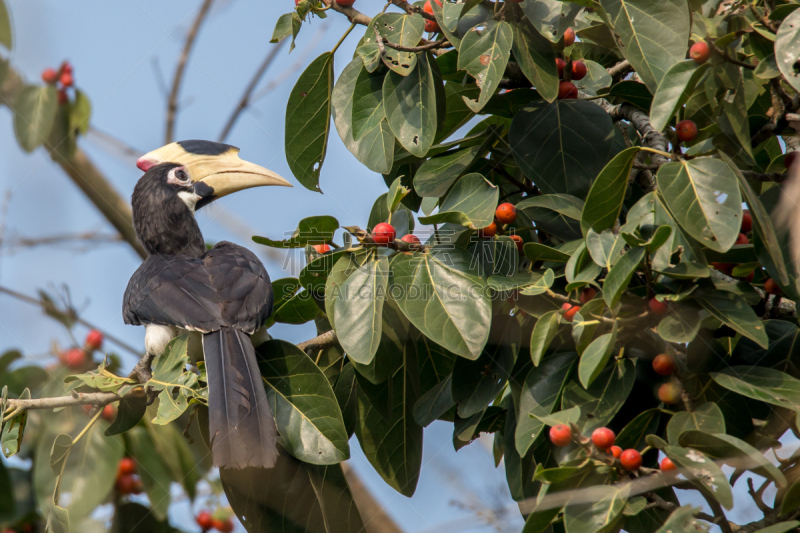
[331,23,357,55]
[639,147,677,160]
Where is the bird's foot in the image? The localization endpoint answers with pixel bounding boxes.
[129,353,157,405]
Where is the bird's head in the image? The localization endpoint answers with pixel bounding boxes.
[135,139,292,211]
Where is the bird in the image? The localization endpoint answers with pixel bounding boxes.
[123,139,292,469]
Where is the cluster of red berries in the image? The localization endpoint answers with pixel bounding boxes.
[555,29,581,100]
[560,302,580,322]
[549,424,650,471]
[58,329,104,370]
[41,61,74,105]
[711,211,779,289]
[196,511,235,533]
[422,0,443,32]
[477,203,524,250]
[115,457,143,496]
[651,354,683,405]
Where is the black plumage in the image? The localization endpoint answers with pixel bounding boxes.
[123,159,278,469]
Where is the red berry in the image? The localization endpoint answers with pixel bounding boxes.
[423,0,442,33]
[561,303,572,311]
[711,262,733,275]
[478,222,497,238]
[85,329,104,351]
[295,0,302,4]
[196,511,214,530]
[549,424,572,446]
[212,518,234,533]
[741,211,752,233]
[764,278,781,296]
[509,234,524,251]
[371,223,396,245]
[115,474,137,494]
[558,81,578,100]
[61,348,86,369]
[335,0,356,6]
[648,297,669,315]
[495,203,517,224]
[689,41,710,64]
[610,445,622,459]
[579,287,596,304]
[675,120,698,142]
[57,88,68,105]
[312,244,331,253]
[658,382,682,404]
[652,354,676,376]
[735,233,749,245]
[118,457,137,476]
[786,151,799,170]
[564,305,580,322]
[571,61,587,81]
[591,427,615,450]
[620,449,642,471]
[555,58,566,78]
[102,404,117,422]
[60,61,73,75]
[660,457,677,471]
[563,27,575,47]
[400,234,420,244]
[41,68,58,84]
[60,72,73,88]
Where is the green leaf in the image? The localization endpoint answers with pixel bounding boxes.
[386,176,410,214]
[273,289,320,325]
[607,80,653,110]
[383,52,438,158]
[661,444,734,510]
[616,408,661,450]
[391,247,491,359]
[374,13,425,76]
[666,402,726,444]
[351,65,386,141]
[578,322,618,388]
[603,246,645,308]
[650,61,711,132]
[332,256,388,365]
[656,157,742,252]
[14,85,58,152]
[523,243,571,263]
[488,270,550,292]
[718,70,753,159]
[270,12,295,43]
[46,505,69,533]
[1,388,28,457]
[521,0,581,44]
[678,430,786,487]
[257,340,350,465]
[530,310,561,366]
[562,359,635,433]
[586,229,625,269]
[413,375,454,427]
[332,58,394,174]
[581,147,640,235]
[698,292,768,348]
[563,483,628,533]
[510,100,617,199]
[775,8,800,92]
[49,433,73,476]
[146,335,204,424]
[285,52,333,192]
[654,506,706,533]
[457,20,513,112]
[515,352,575,456]
[221,456,365,533]
[418,173,498,229]
[781,479,800,515]
[253,215,338,248]
[511,21,559,103]
[599,0,690,92]
[69,89,91,136]
[414,146,480,198]
[658,311,702,343]
[355,342,422,496]
[0,0,10,50]
[711,366,800,409]
[126,426,172,521]
[518,194,584,241]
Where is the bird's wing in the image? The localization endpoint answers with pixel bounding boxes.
[203,241,273,333]
[123,242,273,334]
[123,253,224,332]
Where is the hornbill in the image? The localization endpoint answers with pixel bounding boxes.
[123,140,291,469]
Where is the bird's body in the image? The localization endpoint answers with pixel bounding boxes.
[122,141,291,469]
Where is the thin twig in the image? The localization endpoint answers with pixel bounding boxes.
[706,36,756,70]
[749,4,778,33]
[380,36,450,52]
[218,39,287,142]
[5,390,123,414]
[165,0,215,144]
[388,0,436,20]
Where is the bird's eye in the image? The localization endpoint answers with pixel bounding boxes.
[168,167,191,185]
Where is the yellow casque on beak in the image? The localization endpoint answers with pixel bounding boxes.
[137,140,292,199]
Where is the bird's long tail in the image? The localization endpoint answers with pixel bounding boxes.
[203,326,278,469]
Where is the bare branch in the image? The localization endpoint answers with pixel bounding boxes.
[218,39,287,142]
[607,59,632,81]
[321,0,372,26]
[165,0,216,144]
[387,0,436,21]
[5,390,123,413]
[297,330,339,353]
[0,231,122,251]
[380,36,450,52]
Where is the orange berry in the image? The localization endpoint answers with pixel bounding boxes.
[495,203,517,224]
[41,68,58,84]
[610,445,622,458]
[312,244,331,253]
[563,27,575,47]
[57,88,68,105]
[591,427,615,450]
[652,354,676,376]
[571,61,587,81]
[371,223,396,245]
[764,278,781,296]
[648,297,669,315]
[549,424,572,446]
[400,234,420,244]
[660,457,677,471]
[212,518,234,533]
[509,234,524,251]
[85,329,104,351]
[60,348,86,369]
[423,0,442,33]
[564,305,580,322]
[196,511,214,530]
[620,449,642,471]
[118,457,137,476]
[711,262,733,275]
[558,81,578,99]
[658,382,682,404]
[59,72,73,87]
[675,120,698,142]
[478,222,497,238]
[689,41,710,64]
[555,58,566,78]
[101,404,117,422]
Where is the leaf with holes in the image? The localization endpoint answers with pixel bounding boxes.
[285,52,333,192]
[775,8,800,92]
[457,20,513,112]
[374,13,425,76]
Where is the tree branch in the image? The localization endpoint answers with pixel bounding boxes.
[5,390,123,414]
[321,0,372,26]
[388,0,436,21]
[297,329,339,353]
[218,39,287,142]
[165,0,215,144]
[706,36,756,70]
[380,36,450,52]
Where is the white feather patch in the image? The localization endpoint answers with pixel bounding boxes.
[145,324,177,355]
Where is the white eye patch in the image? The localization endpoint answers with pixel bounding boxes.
[167,166,192,186]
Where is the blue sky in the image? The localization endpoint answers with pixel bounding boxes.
[0,1,522,532]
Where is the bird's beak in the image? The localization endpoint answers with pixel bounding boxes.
[137,141,292,201]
